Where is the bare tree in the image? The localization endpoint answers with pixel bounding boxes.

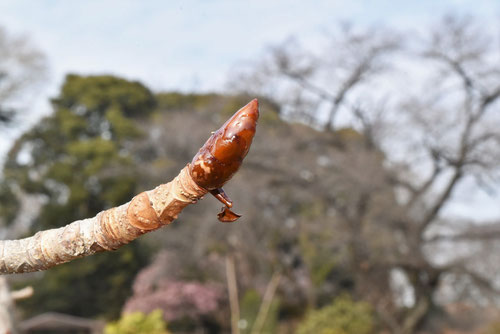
[0,26,47,123]
[231,23,400,131]
[232,15,500,334]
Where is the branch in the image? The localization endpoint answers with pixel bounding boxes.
[448,263,500,297]
[401,295,431,334]
[0,166,206,274]
[282,70,335,102]
[275,29,399,132]
[477,85,500,116]
[426,223,500,243]
[405,151,443,209]
[417,93,476,233]
[0,99,260,274]
[226,255,240,334]
[10,286,33,301]
[417,167,463,235]
[426,51,476,92]
[388,175,417,194]
[251,271,281,334]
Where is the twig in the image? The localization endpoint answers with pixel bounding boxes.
[0,99,260,274]
[0,166,207,274]
[251,271,281,334]
[10,286,33,301]
[226,255,240,334]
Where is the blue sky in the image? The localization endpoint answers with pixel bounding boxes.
[1,0,498,93]
[1,0,500,219]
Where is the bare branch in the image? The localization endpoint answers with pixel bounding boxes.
[0,100,260,274]
[405,151,443,209]
[0,166,207,274]
[478,85,500,114]
[10,286,33,301]
[447,264,500,297]
[226,255,241,334]
[281,70,335,102]
[266,25,400,131]
[251,271,281,334]
[424,50,477,94]
[418,168,463,235]
[426,223,500,243]
[324,33,399,131]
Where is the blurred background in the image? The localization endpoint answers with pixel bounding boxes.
[1,1,500,333]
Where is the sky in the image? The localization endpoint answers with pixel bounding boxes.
[1,1,498,93]
[1,0,500,219]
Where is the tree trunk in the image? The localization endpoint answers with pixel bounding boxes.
[401,294,431,334]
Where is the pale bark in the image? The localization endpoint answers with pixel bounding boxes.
[0,277,17,334]
[0,166,207,274]
[0,281,32,334]
[10,286,33,301]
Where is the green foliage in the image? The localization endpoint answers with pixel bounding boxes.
[2,74,154,229]
[3,74,154,319]
[105,310,170,334]
[55,74,156,119]
[296,295,374,334]
[298,226,337,287]
[105,106,141,139]
[294,201,338,288]
[0,85,318,330]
